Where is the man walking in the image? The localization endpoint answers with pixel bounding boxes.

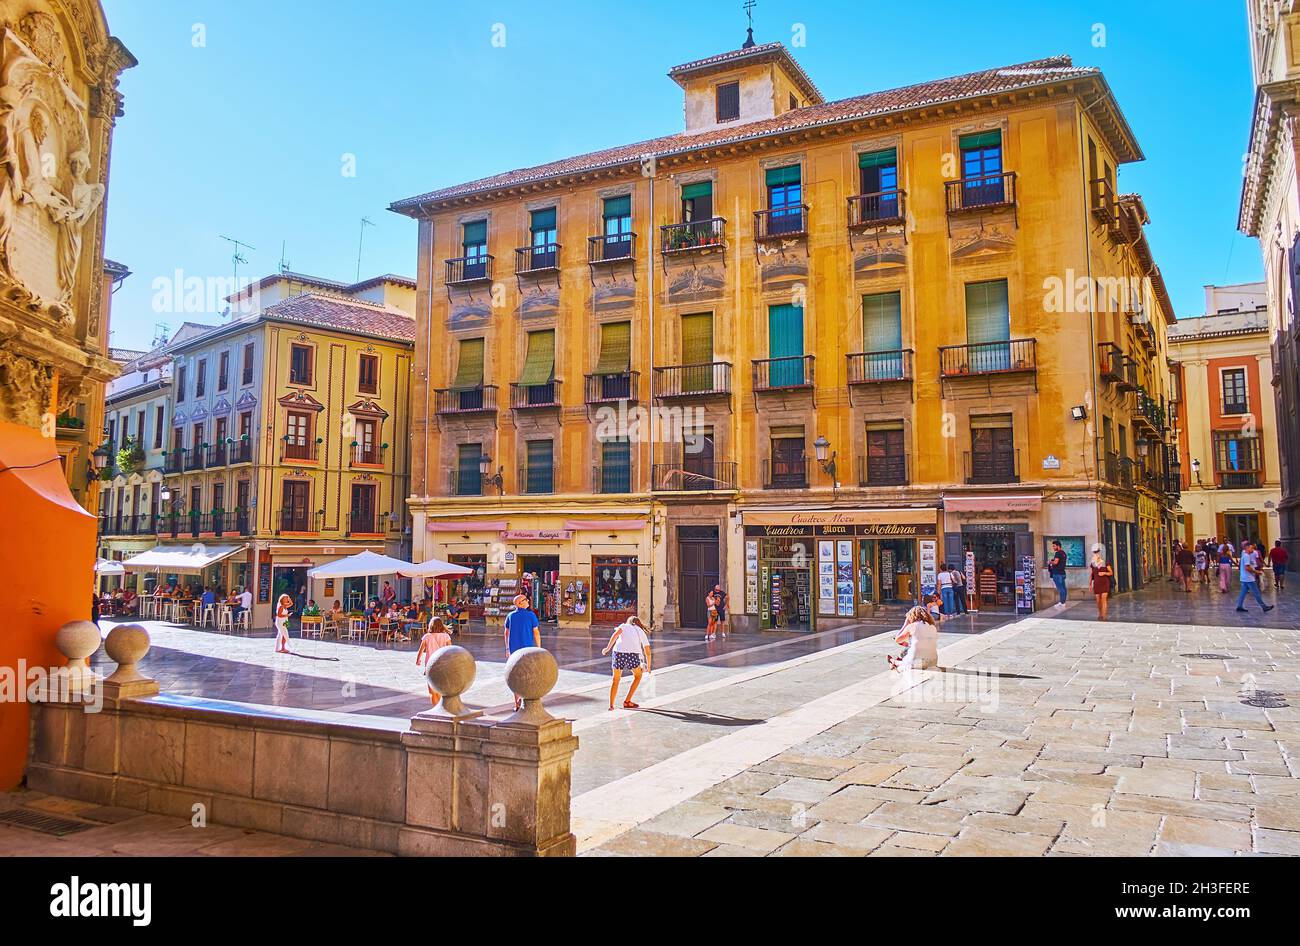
[504,594,541,710]
[1048,540,1068,607]
[1175,543,1196,592]
[712,584,728,639]
[1235,541,1275,613]
[1269,540,1289,591]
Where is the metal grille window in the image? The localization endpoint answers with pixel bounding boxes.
[525,439,554,494]
[715,81,740,122]
[456,444,482,496]
[1213,431,1262,487]
[1221,368,1248,414]
[599,438,632,493]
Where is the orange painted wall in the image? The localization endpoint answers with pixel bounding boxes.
[0,421,96,790]
[1206,355,1264,485]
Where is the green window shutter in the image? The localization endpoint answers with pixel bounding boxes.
[603,196,631,218]
[768,303,805,386]
[681,182,712,201]
[594,322,632,374]
[518,330,556,385]
[960,131,1001,151]
[681,313,714,364]
[530,208,556,232]
[859,149,897,169]
[965,280,1010,344]
[765,165,801,187]
[457,444,482,493]
[451,338,485,389]
[862,292,902,352]
[463,220,487,246]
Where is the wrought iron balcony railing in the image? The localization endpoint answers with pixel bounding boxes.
[847,349,912,384]
[515,243,561,274]
[964,449,1020,485]
[939,339,1036,377]
[584,371,639,404]
[653,362,732,399]
[848,189,906,228]
[434,385,498,415]
[510,381,562,410]
[651,460,737,492]
[945,171,1017,213]
[752,355,814,392]
[587,232,636,264]
[754,205,809,240]
[445,255,494,285]
[857,453,908,487]
[763,456,809,490]
[660,217,725,254]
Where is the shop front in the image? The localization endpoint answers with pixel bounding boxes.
[943,494,1042,613]
[741,509,940,630]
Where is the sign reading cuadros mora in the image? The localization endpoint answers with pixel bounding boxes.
[743,509,937,537]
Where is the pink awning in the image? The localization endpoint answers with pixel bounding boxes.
[944,495,1042,513]
[427,520,509,533]
[563,519,646,531]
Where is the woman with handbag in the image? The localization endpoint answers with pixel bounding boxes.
[1090,546,1113,621]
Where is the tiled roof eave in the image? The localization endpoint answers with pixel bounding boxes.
[260,311,415,346]
[390,68,1136,217]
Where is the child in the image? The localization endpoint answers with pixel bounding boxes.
[416,618,454,706]
[887,605,939,672]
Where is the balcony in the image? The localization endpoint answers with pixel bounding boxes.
[1090,177,1120,235]
[449,469,483,497]
[346,512,382,536]
[133,513,155,535]
[281,438,318,463]
[1220,471,1262,490]
[752,355,814,392]
[763,456,809,490]
[183,447,205,471]
[235,512,252,536]
[163,450,184,475]
[964,449,1020,485]
[435,385,498,416]
[1098,343,1124,384]
[206,443,228,467]
[229,440,253,464]
[515,243,560,275]
[857,454,908,487]
[585,371,639,405]
[848,190,906,229]
[654,362,732,399]
[939,339,1036,378]
[521,464,555,495]
[660,218,725,254]
[445,255,494,286]
[847,349,912,384]
[510,380,561,410]
[593,462,633,495]
[155,513,180,538]
[652,459,737,492]
[350,443,386,467]
[754,205,809,241]
[279,510,316,534]
[1104,454,1135,489]
[945,171,1017,214]
[587,232,636,265]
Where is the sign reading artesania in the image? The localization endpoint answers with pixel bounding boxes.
[743,509,937,527]
[50,876,151,927]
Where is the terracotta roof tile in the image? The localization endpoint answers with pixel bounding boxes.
[263,293,415,343]
[392,54,1104,212]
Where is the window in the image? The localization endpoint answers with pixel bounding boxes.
[865,423,906,485]
[681,312,714,393]
[861,291,903,379]
[280,480,311,532]
[681,181,713,222]
[213,417,227,460]
[241,343,255,385]
[171,427,183,456]
[764,165,803,234]
[959,130,1005,205]
[350,483,377,534]
[1222,368,1248,414]
[456,443,483,496]
[451,338,486,410]
[285,411,312,459]
[217,351,229,391]
[354,417,378,464]
[524,439,554,494]
[136,409,146,444]
[195,358,206,398]
[715,81,740,121]
[601,195,633,259]
[594,322,633,399]
[789,92,798,111]
[239,411,252,439]
[518,329,556,404]
[176,363,187,402]
[1213,431,1262,488]
[358,353,379,394]
[528,208,557,269]
[289,344,313,385]
[462,220,488,279]
[1087,138,1099,206]
[191,422,205,451]
[965,279,1011,371]
[682,426,716,490]
[190,484,202,515]
[153,406,164,449]
[766,303,805,386]
[970,415,1016,483]
[768,427,806,488]
[599,438,632,493]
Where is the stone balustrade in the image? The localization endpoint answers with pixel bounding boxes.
[27,624,577,856]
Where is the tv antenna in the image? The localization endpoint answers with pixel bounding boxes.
[356,216,375,282]
[278,240,291,274]
[152,322,170,348]
[219,234,255,288]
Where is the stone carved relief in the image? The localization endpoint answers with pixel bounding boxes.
[593,276,635,312]
[0,347,54,427]
[853,232,908,274]
[665,263,724,302]
[0,23,103,324]
[950,221,1015,260]
[518,285,559,320]
[757,241,809,283]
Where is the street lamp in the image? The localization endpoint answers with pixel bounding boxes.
[478,453,504,496]
[89,442,112,483]
[1191,457,1202,484]
[813,435,838,486]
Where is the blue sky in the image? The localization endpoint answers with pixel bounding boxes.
[101,0,1259,350]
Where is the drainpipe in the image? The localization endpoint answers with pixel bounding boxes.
[422,213,434,554]
[1078,104,1103,549]
[647,169,657,626]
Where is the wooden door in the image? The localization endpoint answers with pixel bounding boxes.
[677,530,719,628]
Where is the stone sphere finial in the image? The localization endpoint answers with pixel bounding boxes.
[56,620,102,664]
[104,623,151,683]
[426,645,476,716]
[504,647,558,725]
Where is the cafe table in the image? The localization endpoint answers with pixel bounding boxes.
[300,614,324,639]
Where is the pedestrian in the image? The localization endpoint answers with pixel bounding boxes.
[274,592,293,653]
[90,592,100,624]
[1195,542,1208,586]
[381,580,397,610]
[712,584,729,639]
[887,605,940,672]
[925,592,944,624]
[1217,542,1234,593]
[504,594,541,711]
[601,616,652,710]
[416,617,454,707]
[950,564,968,614]
[1171,541,1185,586]
[1175,543,1195,592]
[1235,541,1275,613]
[937,563,956,615]
[1090,544,1113,621]
[1269,540,1289,591]
[704,588,718,641]
[1048,540,1068,607]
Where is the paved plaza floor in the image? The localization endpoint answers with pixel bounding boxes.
[3,578,1297,856]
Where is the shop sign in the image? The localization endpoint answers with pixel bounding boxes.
[960,522,1030,533]
[744,509,937,527]
[744,522,934,538]
[745,540,759,613]
[500,530,573,541]
[817,541,835,616]
[836,540,854,617]
[919,539,937,597]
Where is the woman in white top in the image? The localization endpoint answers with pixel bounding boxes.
[273,593,293,654]
[600,616,652,710]
[891,605,940,672]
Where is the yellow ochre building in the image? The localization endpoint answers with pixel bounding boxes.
[392,38,1180,633]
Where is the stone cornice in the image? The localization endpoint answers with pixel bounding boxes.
[1240,78,1300,236]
